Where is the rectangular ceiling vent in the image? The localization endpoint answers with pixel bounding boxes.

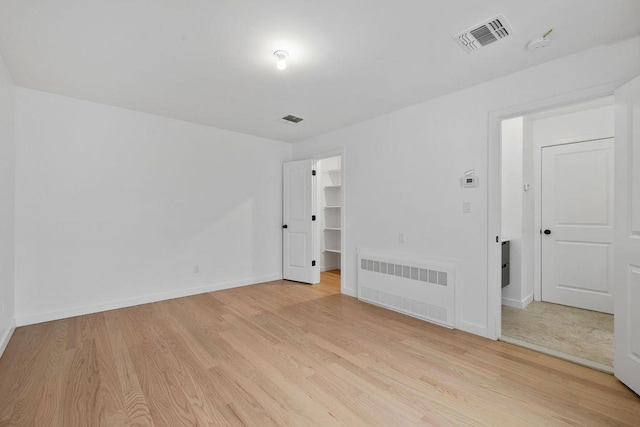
[454,15,513,53]
[281,114,304,124]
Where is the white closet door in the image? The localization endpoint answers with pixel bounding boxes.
[283,160,319,284]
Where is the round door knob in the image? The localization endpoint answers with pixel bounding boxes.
[544,229,551,235]
[282,224,288,229]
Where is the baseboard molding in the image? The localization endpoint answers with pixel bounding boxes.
[0,322,16,358]
[502,293,533,309]
[342,287,357,298]
[499,335,613,374]
[321,265,341,272]
[15,274,282,327]
[458,321,488,338]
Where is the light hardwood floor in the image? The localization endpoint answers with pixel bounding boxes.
[1,270,638,426]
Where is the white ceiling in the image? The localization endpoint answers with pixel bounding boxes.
[1,1,639,143]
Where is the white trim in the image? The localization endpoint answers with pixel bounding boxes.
[15,274,281,327]
[342,287,357,298]
[459,321,488,338]
[0,322,16,358]
[321,264,341,272]
[340,150,347,295]
[523,116,538,303]
[502,293,533,309]
[487,81,621,340]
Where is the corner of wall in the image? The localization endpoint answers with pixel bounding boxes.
[0,321,16,357]
[0,49,16,356]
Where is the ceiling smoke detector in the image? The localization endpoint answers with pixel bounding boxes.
[453,14,513,53]
[281,114,304,124]
[528,29,554,51]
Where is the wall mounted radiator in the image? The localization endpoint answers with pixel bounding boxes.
[357,249,455,328]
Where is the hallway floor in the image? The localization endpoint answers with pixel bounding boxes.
[501,301,613,372]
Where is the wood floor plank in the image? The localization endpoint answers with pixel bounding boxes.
[1,270,638,426]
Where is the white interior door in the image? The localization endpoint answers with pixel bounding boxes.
[614,76,640,395]
[283,159,319,284]
[541,138,614,314]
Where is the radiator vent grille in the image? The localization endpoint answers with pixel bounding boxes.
[357,250,455,328]
[360,258,448,286]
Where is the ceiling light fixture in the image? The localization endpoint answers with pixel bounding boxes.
[273,50,289,70]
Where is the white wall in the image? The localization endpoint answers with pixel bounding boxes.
[532,102,614,145]
[292,36,640,337]
[0,52,15,354]
[501,117,526,307]
[14,88,291,325]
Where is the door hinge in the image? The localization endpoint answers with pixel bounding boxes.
[312,260,316,266]
[311,215,316,221]
[312,170,316,176]
[496,236,499,243]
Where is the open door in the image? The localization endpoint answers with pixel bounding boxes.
[614,76,640,395]
[283,159,319,284]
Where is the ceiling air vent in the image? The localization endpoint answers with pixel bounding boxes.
[281,114,304,124]
[454,15,513,53]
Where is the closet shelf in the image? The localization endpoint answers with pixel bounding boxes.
[324,206,341,209]
[323,185,342,189]
[324,169,342,174]
[324,228,342,231]
[324,248,342,254]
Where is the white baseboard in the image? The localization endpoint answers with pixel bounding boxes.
[502,293,533,309]
[342,287,357,298]
[0,322,16,358]
[15,274,282,327]
[321,264,341,272]
[458,320,489,338]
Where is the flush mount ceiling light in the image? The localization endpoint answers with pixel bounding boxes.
[273,50,289,70]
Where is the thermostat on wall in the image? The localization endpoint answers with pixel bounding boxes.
[461,170,479,187]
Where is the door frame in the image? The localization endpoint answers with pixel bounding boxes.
[312,148,347,295]
[487,81,621,340]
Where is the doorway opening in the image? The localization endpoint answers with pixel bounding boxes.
[498,97,615,372]
[317,155,343,289]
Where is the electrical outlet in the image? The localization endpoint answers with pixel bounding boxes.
[193,265,200,274]
[463,201,472,213]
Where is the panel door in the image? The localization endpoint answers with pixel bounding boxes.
[283,160,319,284]
[541,138,614,314]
